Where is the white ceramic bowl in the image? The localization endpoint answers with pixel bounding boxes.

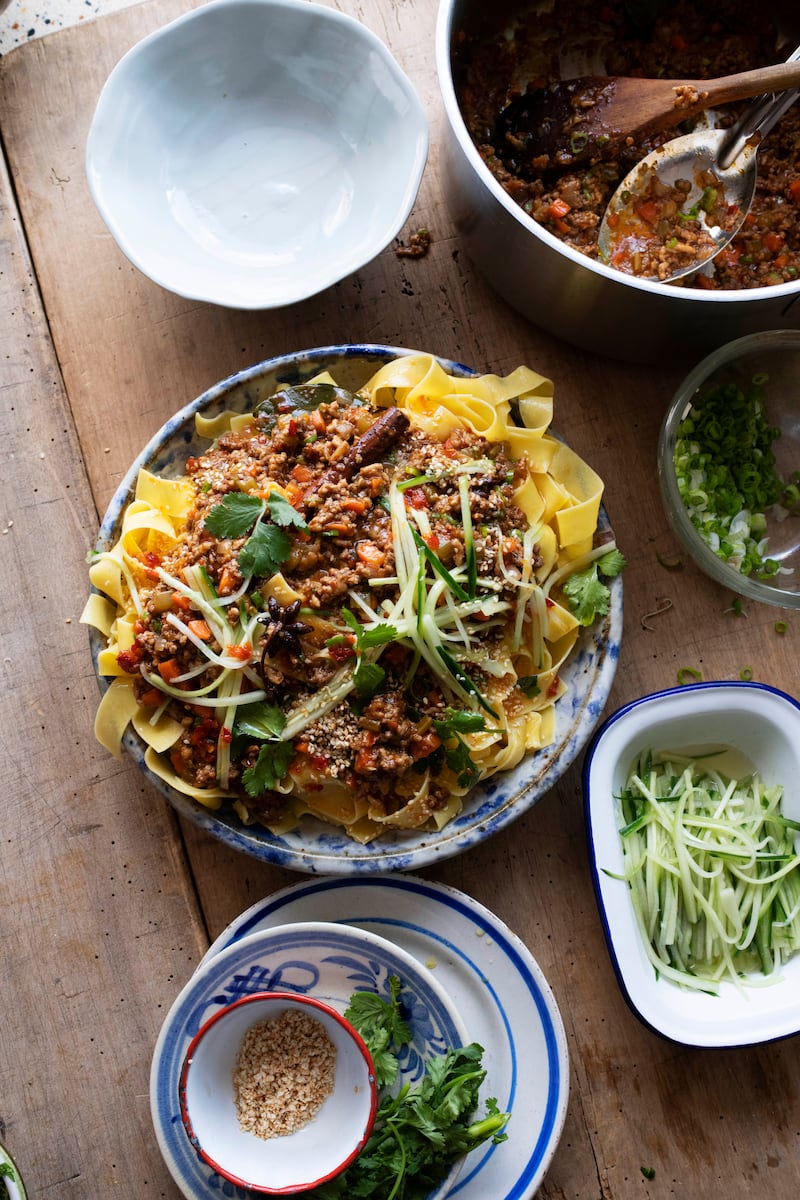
[179,991,377,1194]
[584,681,800,1047]
[86,0,428,308]
[152,918,468,1198]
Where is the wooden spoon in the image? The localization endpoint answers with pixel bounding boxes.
[493,59,800,174]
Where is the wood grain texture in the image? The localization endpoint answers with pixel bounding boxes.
[1,0,799,1197]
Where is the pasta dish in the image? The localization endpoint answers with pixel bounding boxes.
[82,354,622,842]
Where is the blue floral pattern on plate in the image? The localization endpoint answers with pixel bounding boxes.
[89,343,623,873]
[151,921,466,1199]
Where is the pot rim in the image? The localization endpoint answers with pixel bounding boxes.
[433,0,800,305]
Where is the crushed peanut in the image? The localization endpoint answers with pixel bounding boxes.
[233,1008,337,1139]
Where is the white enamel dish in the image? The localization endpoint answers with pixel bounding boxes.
[154,874,570,1200]
[86,0,428,308]
[584,680,800,1047]
[87,343,622,873]
[152,916,470,1200]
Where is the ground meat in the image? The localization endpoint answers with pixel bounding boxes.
[119,386,542,829]
[456,0,800,289]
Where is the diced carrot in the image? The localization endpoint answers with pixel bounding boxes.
[774,254,789,269]
[218,566,237,595]
[188,619,212,641]
[788,180,800,203]
[410,731,442,761]
[225,643,252,661]
[158,658,183,683]
[341,497,370,514]
[356,542,386,569]
[548,198,571,220]
[763,231,785,254]
[424,532,440,550]
[695,274,716,290]
[172,592,193,612]
[291,463,314,483]
[139,688,164,707]
[635,199,659,225]
[311,410,326,434]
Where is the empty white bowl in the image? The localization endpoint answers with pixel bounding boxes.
[180,992,377,1194]
[86,0,428,308]
[584,681,800,1047]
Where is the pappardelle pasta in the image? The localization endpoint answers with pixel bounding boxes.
[82,354,622,842]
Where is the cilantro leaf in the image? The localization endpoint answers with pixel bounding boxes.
[241,739,294,796]
[204,492,264,538]
[516,675,541,696]
[238,523,292,578]
[267,491,308,530]
[346,976,410,1090]
[563,549,626,627]
[432,710,486,789]
[341,609,398,649]
[234,702,286,740]
[597,548,626,578]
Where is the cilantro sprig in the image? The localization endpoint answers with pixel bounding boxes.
[203,490,307,580]
[563,548,626,626]
[235,702,293,797]
[311,977,510,1200]
[340,609,397,700]
[433,708,487,789]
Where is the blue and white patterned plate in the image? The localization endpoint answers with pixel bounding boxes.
[89,344,622,873]
[196,875,570,1200]
[151,919,469,1200]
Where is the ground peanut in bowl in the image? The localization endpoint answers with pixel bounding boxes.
[233,1008,337,1140]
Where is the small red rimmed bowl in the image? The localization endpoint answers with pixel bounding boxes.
[179,991,377,1194]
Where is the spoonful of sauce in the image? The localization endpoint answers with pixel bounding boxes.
[494,58,800,175]
[596,50,800,283]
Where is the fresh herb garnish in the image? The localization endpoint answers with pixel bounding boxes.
[241,739,294,796]
[437,646,498,718]
[234,701,287,740]
[516,675,541,697]
[341,610,397,699]
[238,523,292,578]
[312,977,510,1200]
[266,491,308,530]
[204,492,264,538]
[563,548,626,626]
[433,708,487,788]
[203,490,303,579]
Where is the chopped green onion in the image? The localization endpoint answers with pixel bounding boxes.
[676,666,702,685]
[739,666,754,681]
[775,620,788,634]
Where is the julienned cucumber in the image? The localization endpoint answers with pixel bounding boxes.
[614,750,800,992]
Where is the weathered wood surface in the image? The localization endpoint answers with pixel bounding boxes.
[0,0,798,1197]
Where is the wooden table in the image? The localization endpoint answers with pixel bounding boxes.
[1,1,798,1196]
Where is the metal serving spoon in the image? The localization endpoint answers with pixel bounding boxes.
[597,47,800,283]
[493,57,800,173]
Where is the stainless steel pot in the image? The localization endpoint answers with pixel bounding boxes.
[435,0,800,364]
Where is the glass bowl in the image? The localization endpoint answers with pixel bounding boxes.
[658,330,800,609]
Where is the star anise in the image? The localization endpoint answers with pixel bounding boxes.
[257,597,310,661]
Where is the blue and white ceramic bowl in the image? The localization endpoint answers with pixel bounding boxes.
[88,343,622,873]
[584,680,800,1047]
[152,920,468,1199]
[86,0,428,308]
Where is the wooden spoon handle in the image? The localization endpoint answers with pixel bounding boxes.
[696,60,800,107]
